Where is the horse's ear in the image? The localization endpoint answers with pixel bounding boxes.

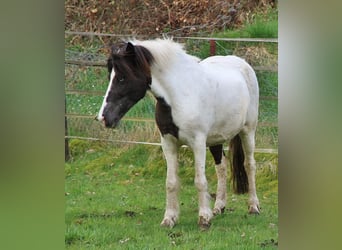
[126,42,135,55]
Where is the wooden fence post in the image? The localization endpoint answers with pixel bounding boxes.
[65,98,70,161]
[209,39,216,56]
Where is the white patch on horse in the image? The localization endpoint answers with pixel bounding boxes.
[96,69,115,122]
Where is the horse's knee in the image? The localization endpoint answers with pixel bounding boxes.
[244,159,256,172]
[166,178,179,192]
[194,176,208,192]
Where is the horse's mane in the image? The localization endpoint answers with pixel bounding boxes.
[109,39,200,79]
[132,38,200,70]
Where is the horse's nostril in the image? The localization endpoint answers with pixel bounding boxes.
[95,115,105,122]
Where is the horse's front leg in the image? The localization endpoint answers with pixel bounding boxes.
[160,135,180,228]
[193,136,213,229]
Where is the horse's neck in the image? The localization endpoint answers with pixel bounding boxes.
[150,55,201,105]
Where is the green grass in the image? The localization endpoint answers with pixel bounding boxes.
[65,143,278,249]
[245,18,278,38]
[184,8,278,60]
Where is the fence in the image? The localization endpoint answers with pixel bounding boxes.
[65,32,278,160]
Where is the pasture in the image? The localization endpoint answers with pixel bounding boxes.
[65,11,278,249]
[65,143,278,249]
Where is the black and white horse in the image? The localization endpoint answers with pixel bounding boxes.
[96,39,260,229]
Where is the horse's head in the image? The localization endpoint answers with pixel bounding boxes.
[98,42,154,128]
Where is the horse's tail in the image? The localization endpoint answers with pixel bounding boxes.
[229,135,249,194]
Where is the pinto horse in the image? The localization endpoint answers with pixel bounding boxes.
[96,39,260,229]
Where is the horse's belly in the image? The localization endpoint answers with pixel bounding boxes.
[206,121,245,146]
[205,89,249,145]
[176,110,246,146]
[206,134,231,146]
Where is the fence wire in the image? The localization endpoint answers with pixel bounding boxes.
[65,37,278,153]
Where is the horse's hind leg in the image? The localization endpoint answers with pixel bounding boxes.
[160,135,180,228]
[209,144,227,215]
[239,128,260,214]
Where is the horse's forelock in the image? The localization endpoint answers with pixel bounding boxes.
[110,42,127,56]
[110,43,154,79]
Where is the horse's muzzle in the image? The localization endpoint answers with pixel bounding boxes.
[95,115,104,122]
[95,115,114,128]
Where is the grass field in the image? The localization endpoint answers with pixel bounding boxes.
[65,143,278,249]
[65,8,278,249]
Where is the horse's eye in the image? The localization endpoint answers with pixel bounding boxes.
[118,77,125,83]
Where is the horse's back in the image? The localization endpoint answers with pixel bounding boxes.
[200,55,259,116]
[200,55,258,92]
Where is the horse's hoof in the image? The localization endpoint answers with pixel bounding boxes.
[248,205,260,214]
[198,216,211,230]
[160,218,176,228]
[213,206,225,216]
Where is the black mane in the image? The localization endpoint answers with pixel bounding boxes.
[107,42,154,80]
